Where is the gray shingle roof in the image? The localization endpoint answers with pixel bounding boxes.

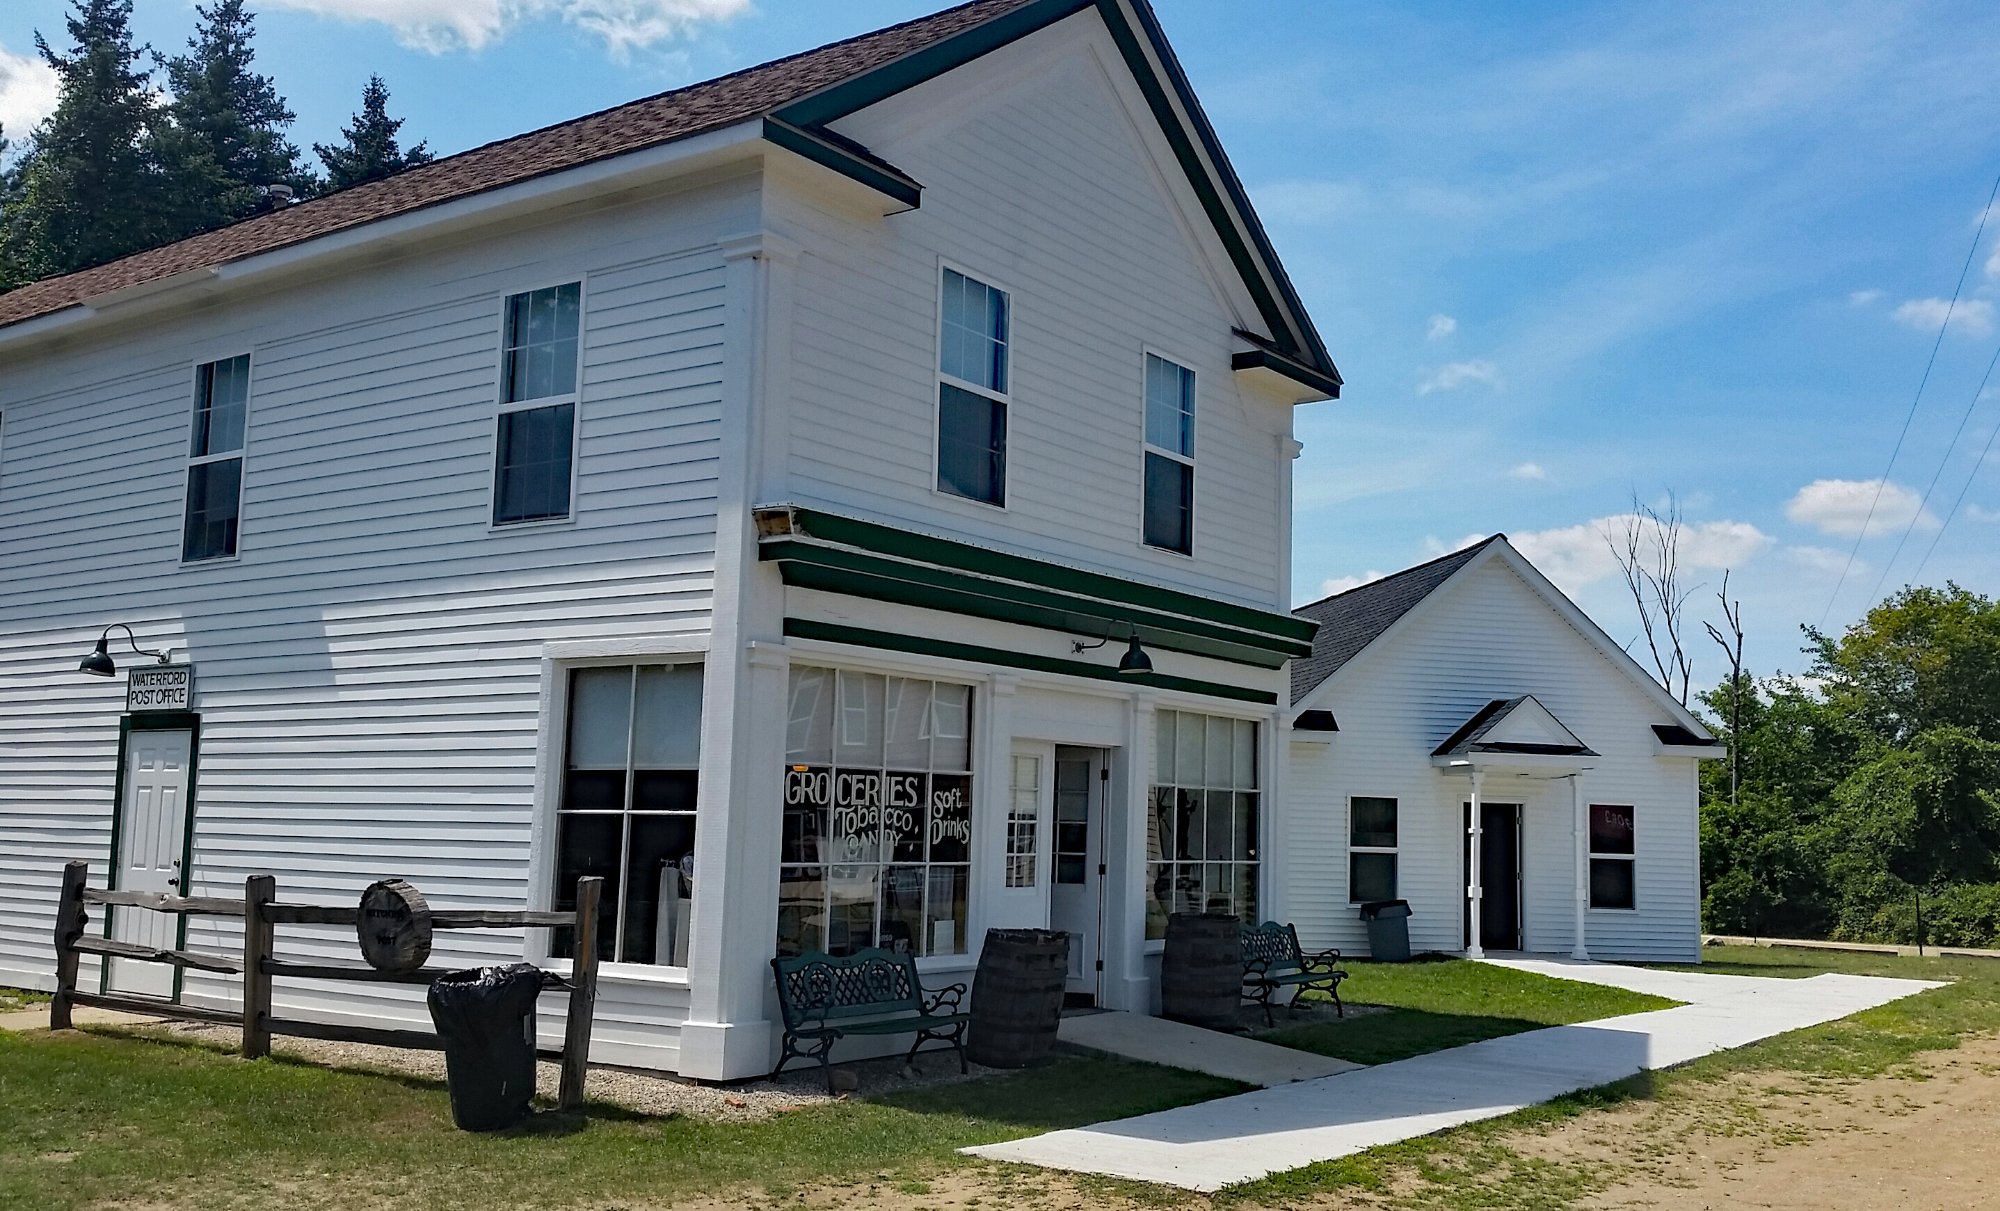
[1290,535,1503,703]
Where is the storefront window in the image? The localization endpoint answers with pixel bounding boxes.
[1146,710,1258,938]
[778,667,973,957]
[552,663,703,966]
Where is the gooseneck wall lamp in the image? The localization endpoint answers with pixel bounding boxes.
[1072,623,1154,677]
[79,624,173,678]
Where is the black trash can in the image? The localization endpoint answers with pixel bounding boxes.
[427,963,543,1131]
[1359,899,1413,962]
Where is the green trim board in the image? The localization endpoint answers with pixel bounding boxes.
[765,540,1295,668]
[784,618,1278,705]
[774,506,1317,646]
[769,0,1341,393]
[761,116,924,209]
[100,710,202,1001]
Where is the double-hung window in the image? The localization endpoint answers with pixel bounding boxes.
[1589,804,1637,909]
[494,282,581,526]
[1348,796,1398,903]
[1143,353,1195,553]
[554,663,705,965]
[1145,711,1260,937]
[183,355,249,562]
[936,268,1009,507]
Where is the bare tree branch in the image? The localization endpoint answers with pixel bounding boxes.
[1606,492,1700,706]
[1704,569,1746,804]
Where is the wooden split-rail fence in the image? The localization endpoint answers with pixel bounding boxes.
[50,860,604,1112]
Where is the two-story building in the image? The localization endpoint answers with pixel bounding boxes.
[0,0,1345,1080]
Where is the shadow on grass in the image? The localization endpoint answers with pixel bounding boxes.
[1259,1008,1561,1066]
[871,1056,1246,1132]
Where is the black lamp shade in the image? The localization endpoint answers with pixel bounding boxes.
[1117,635,1153,676]
[79,638,117,677]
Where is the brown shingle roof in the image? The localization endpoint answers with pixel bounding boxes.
[0,0,1039,332]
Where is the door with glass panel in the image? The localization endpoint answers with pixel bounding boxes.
[1048,746,1107,1000]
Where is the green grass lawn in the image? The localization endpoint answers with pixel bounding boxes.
[0,987,51,1013]
[1254,957,1678,1065]
[0,1027,1239,1211]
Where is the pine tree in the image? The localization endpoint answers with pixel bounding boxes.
[11,0,174,276]
[158,0,305,235]
[313,75,432,193]
[0,124,30,292]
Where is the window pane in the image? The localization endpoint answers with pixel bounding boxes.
[1202,790,1231,859]
[1234,864,1258,924]
[494,401,574,524]
[940,270,1007,393]
[1233,792,1257,859]
[786,667,834,764]
[192,355,249,457]
[553,813,621,961]
[1591,857,1636,909]
[885,678,932,768]
[1590,805,1636,855]
[887,773,925,864]
[181,457,242,561]
[1174,712,1205,785]
[1143,451,1193,553]
[826,865,879,955]
[625,814,697,965]
[1008,755,1039,889]
[1206,721,1233,790]
[938,383,1006,505]
[927,865,970,956]
[562,769,625,812]
[1144,354,1193,457]
[1174,788,1201,860]
[566,667,632,770]
[833,769,884,865]
[633,664,703,768]
[777,866,824,957]
[835,670,885,766]
[930,682,971,770]
[1351,796,1398,849]
[783,766,830,864]
[632,769,698,812]
[1148,786,1174,864]
[504,283,582,404]
[1350,852,1397,903]
[1145,861,1170,939]
[881,864,925,954]
[929,774,972,863]
[1154,712,1175,785]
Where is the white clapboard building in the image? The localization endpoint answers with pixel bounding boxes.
[1284,537,1722,964]
[0,0,1714,1081]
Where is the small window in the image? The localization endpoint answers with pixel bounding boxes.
[1588,804,1636,910]
[1143,354,1194,553]
[1348,796,1398,903]
[183,355,250,562]
[1006,755,1040,888]
[494,282,581,525]
[936,268,1009,506]
[553,663,704,965]
[1054,756,1091,885]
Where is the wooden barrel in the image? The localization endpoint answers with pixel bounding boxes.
[1161,912,1241,1031]
[967,929,1071,1068]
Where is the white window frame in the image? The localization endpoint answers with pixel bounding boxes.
[1139,347,1197,557]
[1587,803,1638,911]
[1347,794,1398,904]
[931,259,1012,512]
[489,277,586,531]
[178,352,254,567]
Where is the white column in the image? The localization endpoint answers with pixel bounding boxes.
[1571,772,1591,960]
[1466,769,1485,959]
[1105,694,1158,1013]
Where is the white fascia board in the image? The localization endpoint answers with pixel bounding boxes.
[0,118,767,357]
[1658,743,1729,760]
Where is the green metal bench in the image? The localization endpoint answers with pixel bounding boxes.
[1241,921,1348,1027]
[769,948,970,1093]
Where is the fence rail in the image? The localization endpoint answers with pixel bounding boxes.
[51,860,603,1112]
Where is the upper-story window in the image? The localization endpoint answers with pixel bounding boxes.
[936,267,1009,508]
[183,354,249,562]
[1143,353,1195,554]
[494,282,581,526]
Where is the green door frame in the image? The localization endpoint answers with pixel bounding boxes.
[101,710,202,1000]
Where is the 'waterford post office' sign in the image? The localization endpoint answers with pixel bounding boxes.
[127,664,195,713]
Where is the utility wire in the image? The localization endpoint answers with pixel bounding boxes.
[1866,337,2000,604]
[1819,165,2000,627]
[1912,376,2000,584]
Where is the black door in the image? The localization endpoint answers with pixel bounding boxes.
[1463,802,1522,951]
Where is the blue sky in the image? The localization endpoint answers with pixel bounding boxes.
[5,0,1999,692]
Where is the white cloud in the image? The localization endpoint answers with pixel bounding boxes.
[264,0,747,55]
[1964,503,2000,523]
[1421,533,1488,558]
[0,42,59,138]
[1784,478,1939,538]
[1848,288,1882,306]
[1509,461,1549,481]
[1417,359,1502,394]
[1892,296,1996,339]
[1784,545,1856,576]
[1426,313,1457,341]
[1317,571,1385,598]
[1987,245,2000,281]
[1507,513,1772,592]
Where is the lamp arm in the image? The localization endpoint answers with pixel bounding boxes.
[101,623,172,665]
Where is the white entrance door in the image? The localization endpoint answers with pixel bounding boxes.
[1048,747,1106,1000]
[108,729,193,998]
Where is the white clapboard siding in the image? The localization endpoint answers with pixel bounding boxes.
[774,14,1294,612]
[1284,558,1702,963]
[0,177,751,1034]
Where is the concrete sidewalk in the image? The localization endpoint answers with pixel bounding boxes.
[1058,1010,1361,1087]
[969,959,1943,1191]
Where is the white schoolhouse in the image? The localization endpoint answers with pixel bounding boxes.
[0,0,1344,1080]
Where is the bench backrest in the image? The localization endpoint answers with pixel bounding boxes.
[770,948,924,1026]
[1241,921,1305,974]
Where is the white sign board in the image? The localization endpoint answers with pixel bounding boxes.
[127,664,194,713]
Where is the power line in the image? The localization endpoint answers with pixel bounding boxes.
[1819,165,2000,627]
[1866,337,2000,603]
[1912,379,2000,584]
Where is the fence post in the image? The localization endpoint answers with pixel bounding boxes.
[51,860,88,1031]
[558,876,602,1113]
[241,875,276,1059]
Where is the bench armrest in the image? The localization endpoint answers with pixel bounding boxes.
[921,980,968,1016]
[1300,948,1344,972]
